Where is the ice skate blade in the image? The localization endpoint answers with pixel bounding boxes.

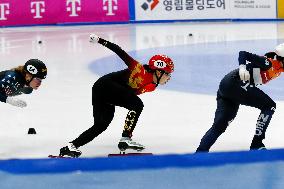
[48,155,72,158]
[108,152,153,157]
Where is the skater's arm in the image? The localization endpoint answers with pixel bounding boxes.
[9,87,33,96]
[0,87,27,107]
[238,51,271,70]
[97,37,138,68]
[0,72,28,104]
[19,87,33,94]
[264,52,277,59]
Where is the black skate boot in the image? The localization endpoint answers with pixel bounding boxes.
[118,137,145,152]
[250,139,266,150]
[59,143,82,158]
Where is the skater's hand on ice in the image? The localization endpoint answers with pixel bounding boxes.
[239,65,250,82]
[89,34,100,43]
[6,97,27,108]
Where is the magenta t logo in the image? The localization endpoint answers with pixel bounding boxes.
[31,1,45,19]
[103,0,118,16]
[66,0,81,17]
[0,3,10,20]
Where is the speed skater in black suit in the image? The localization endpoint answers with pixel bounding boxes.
[196,43,284,152]
[59,34,174,157]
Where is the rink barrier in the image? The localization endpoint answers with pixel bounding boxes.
[134,0,278,21]
[0,0,283,27]
[1,148,284,174]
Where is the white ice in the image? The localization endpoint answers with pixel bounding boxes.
[0,22,284,159]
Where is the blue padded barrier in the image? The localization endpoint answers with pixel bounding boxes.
[0,149,284,174]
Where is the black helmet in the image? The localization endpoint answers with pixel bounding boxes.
[24,59,47,79]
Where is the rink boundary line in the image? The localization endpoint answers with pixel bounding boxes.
[0,149,284,174]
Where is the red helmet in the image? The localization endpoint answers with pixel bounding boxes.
[148,55,174,73]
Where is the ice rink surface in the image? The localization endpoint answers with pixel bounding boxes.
[0,21,284,159]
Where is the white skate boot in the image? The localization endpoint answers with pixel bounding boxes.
[118,137,145,152]
[59,143,82,158]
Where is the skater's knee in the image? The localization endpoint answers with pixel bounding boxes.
[212,121,228,134]
[213,125,227,134]
[94,111,114,126]
[212,119,231,134]
[268,100,276,111]
[130,98,144,113]
[96,125,108,134]
[136,98,144,111]
[261,101,276,114]
[92,121,110,133]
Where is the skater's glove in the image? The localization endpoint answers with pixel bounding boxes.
[89,34,100,43]
[6,97,27,108]
[239,64,250,82]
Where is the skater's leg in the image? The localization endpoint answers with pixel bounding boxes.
[196,93,239,152]
[114,91,145,151]
[116,96,145,151]
[238,87,276,150]
[72,104,115,148]
[250,108,275,150]
[100,81,144,138]
[121,98,144,138]
[59,104,115,157]
[97,81,145,150]
[218,73,276,150]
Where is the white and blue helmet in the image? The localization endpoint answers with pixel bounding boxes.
[275,43,284,57]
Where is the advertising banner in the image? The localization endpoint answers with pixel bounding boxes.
[135,0,277,21]
[0,0,129,27]
[59,0,129,23]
